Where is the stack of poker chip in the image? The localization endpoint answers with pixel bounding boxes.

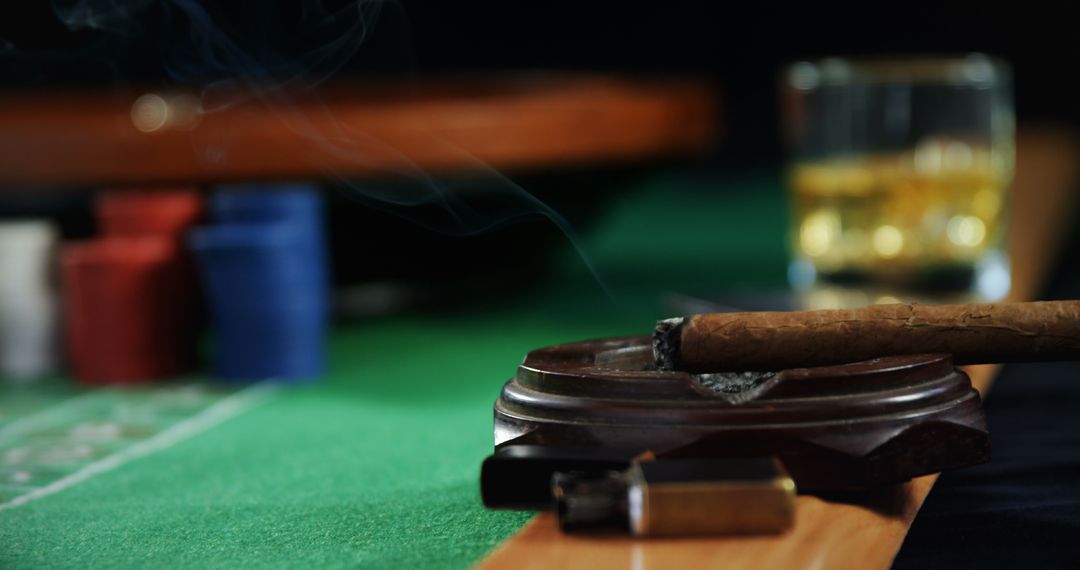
[0,220,59,382]
[61,189,203,384]
[189,184,328,382]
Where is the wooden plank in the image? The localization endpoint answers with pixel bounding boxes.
[477,128,1079,570]
[0,76,717,187]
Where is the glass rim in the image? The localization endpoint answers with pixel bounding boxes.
[785,54,1011,90]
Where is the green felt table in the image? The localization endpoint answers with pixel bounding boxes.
[0,171,789,569]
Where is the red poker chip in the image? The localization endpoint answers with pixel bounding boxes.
[96,189,203,237]
[61,238,195,384]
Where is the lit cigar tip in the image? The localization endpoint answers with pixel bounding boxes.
[653,317,685,371]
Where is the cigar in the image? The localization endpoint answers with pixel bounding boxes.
[653,300,1080,373]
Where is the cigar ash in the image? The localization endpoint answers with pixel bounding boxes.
[694,371,778,404]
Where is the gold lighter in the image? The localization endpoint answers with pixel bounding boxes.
[554,457,795,537]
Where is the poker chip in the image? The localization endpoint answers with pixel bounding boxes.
[61,238,193,384]
[96,188,203,237]
[188,221,327,382]
[209,184,328,287]
[0,220,59,381]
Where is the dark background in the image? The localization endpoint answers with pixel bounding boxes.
[2,2,1077,167]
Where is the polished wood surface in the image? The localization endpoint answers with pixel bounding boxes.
[477,128,1080,569]
[0,76,717,187]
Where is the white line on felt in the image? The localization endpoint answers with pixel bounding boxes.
[0,383,279,512]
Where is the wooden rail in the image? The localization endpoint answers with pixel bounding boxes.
[0,75,717,187]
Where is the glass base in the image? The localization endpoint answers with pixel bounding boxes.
[788,251,1011,309]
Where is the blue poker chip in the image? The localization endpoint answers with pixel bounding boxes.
[210,183,323,230]
[188,222,327,382]
[209,183,328,287]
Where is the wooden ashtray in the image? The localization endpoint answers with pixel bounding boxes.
[493,336,990,491]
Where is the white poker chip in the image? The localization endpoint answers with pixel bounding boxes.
[0,220,59,381]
